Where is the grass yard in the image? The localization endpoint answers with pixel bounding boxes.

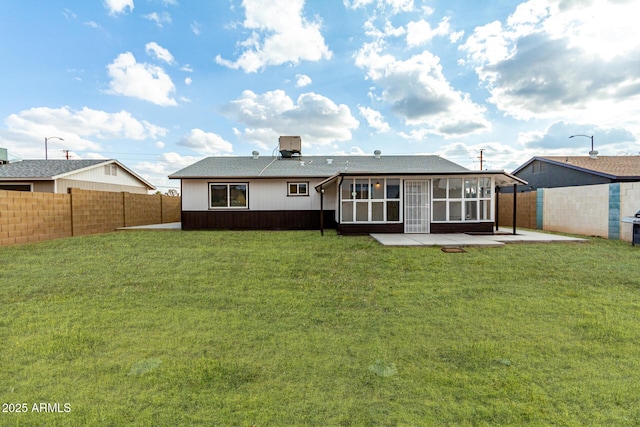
[1,230,640,426]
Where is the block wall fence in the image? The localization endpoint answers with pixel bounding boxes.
[0,188,181,246]
[497,183,640,242]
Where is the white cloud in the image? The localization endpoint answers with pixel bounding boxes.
[405,17,452,47]
[355,42,489,136]
[0,106,167,159]
[359,106,389,133]
[106,52,177,106]
[191,21,201,35]
[85,21,102,30]
[295,74,312,87]
[184,77,192,85]
[215,0,332,73]
[145,42,175,64]
[104,0,134,15]
[220,89,359,148]
[177,129,234,155]
[344,0,414,14]
[460,0,640,127]
[63,9,77,20]
[364,18,405,39]
[135,152,204,191]
[143,11,172,27]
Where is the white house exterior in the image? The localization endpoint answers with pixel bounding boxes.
[0,159,155,194]
[170,152,525,234]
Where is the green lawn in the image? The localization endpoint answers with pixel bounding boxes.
[1,230,639,426]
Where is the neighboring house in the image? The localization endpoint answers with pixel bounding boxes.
[169,141,525,234]
[0,159,155,194]
[511,155,640,192]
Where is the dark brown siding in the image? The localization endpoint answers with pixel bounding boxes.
[430,222,494,234]
[182,210,337,231]
[338,223,404,235]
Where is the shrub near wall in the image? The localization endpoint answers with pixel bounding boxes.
[0,190,72,246]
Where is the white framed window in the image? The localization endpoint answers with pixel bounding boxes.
[104,165,118,176]
[340,178,401,223]
[287,182,308,196]
[209,183,248,209]
[432,177,492,222]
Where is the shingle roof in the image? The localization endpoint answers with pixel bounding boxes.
[523,156,640,179]
[169,155,471,179]
[0,159,156,189]
[0,159,110,179]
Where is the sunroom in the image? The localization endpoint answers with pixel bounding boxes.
[316,172,524,235]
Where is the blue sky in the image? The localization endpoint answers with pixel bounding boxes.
[1,0,639,192]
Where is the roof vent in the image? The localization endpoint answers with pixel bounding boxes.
[252,150,260,159]
[374,150,381,158]
[279,136,302,158]
[589,150,599,160]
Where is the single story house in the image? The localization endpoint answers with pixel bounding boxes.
[169,142,525,234]
[0,159,155,194]
[510,155,640,192]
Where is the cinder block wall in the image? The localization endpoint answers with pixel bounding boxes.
[162,196,181,223]
[543,184,609,238]
[70,188,125,236]
[0,190,72,246]
[124,193,162,227]
[0,189,181,246]
[497,191,537,229]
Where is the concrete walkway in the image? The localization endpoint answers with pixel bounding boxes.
[370,228,588,247]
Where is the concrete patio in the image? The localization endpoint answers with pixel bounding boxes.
[370,228,588,247]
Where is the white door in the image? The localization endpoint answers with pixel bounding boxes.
[404,180,430,233]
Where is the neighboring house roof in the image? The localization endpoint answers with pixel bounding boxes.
[169,154,525,186]
[513,156,640,180]
[0,159,156,189]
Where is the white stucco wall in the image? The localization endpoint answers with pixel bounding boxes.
[68,164,146,188]
[181,178,334,211]
[543,184,610,237]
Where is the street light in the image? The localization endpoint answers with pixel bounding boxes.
[569,134,598,158]
[44,136,64,160]
[569,134,594,151]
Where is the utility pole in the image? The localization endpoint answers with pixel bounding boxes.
[478,149,485,170]
[62,150,71,159]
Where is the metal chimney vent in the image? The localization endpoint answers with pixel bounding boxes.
[279,136,302,158]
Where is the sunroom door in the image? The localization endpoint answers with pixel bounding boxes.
[404,180,430,233]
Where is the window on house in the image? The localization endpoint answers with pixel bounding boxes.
[340,178,401,223]
[104,165,117,176]
[432,177,492,222]
[0,184,31,191]
[287,182,308,196]
[209,183,248,208]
